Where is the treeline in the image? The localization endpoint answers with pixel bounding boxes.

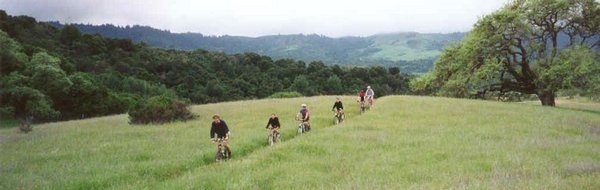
[0,10,412,122]
[47,22,464,73]
[46,22,377,63]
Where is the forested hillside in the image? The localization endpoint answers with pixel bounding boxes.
[0,10,412,122]
[48,22,466,73]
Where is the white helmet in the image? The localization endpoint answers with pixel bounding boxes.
[367,86,371,89]
[301,104,307,107]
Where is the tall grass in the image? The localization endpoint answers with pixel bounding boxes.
[0,96,354,189]
[1,96,599,189]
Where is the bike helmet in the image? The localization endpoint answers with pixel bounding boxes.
[301,104,307,107]
[367,86,371,89]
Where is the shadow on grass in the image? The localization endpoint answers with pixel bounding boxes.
[555,106,600,115]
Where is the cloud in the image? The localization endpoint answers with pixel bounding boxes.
[0,0,510,37]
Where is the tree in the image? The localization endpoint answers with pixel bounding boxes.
[27,52,72,98]
[419,0,600,106]
[290,75,312,96]
[0,31,27,75]
[0,52,67,121]
[325,75,344,95]
[59,25,81,45]
[1,82,59,120]
[128,95,196,124]
[66,72,106,117]
[206,80,225,101]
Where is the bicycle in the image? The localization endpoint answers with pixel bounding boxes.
[296,119,310,135]
[267,127,281,146]
[359,100,366,114]
[213,138,231,162]
[333,110,345,125]
[367,97,374,110]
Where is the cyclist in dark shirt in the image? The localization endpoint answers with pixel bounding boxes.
[210,114,231,154]
[332,97,344,113]
[265,113,281,134]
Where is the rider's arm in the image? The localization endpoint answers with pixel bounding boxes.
[222,120,230,138]
[266,118,271,128]
[340,102,344,109]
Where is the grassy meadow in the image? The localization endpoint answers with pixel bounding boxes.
[1,96,599,189]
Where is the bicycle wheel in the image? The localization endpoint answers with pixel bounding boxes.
[215,151,222,162]
[225,149,231,160]
[268,134,274,146]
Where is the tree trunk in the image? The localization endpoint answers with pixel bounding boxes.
[538,91,556,106]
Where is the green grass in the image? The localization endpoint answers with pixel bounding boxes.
[554,98,600,114]
[1,96,599,189]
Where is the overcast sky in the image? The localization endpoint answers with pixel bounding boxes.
[0,0,511,37]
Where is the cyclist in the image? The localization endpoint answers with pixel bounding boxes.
[210,114,231,156]
[358,90,366,103]
[332,97,344,116]
[297,104,311,131]
[366,86,375,106]
[265,113,281,135]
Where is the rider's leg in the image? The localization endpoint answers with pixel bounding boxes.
[223,139,231,153]
[305,121,310,131]
[274,128,280,140]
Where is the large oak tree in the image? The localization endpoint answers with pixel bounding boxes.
[413,0,600,106]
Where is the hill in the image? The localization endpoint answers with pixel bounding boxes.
[1,96,599,189]
[0,10,411,122]
[47,22,467,73]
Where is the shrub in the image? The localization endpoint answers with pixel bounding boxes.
[19,116,33,133]
[128,95,196,124]
[269,91,303,99]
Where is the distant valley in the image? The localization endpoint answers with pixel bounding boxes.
[48,22,466,73]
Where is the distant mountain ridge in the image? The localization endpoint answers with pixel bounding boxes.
[48,22,466,73]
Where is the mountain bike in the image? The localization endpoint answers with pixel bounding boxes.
[333,110,344,125]
[267,128,281,146]
[213,138,231,162]
[359,100,366,114]
[296,119,310,135]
